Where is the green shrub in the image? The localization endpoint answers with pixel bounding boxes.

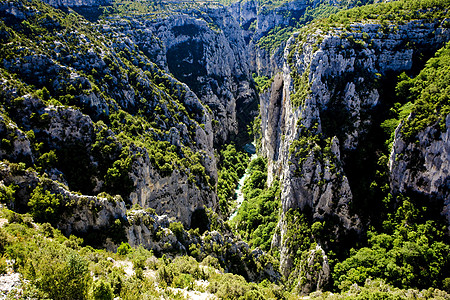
[24,248,90,300]
[172,273,193,289]
[233,156,280,251]
[117,242,132,256]
[130,246,152,276]
[89,279,113,300]
[216,144,249,215]
[0,184,17,204]
[6,210,24,225]
[333,196,450,291]
[0,256,7,274]
[208,273,251,299]
[157,265,175,287]
[169,221,185,242]
[28,185,62,224]
[443,278,450,293]
[201,255,221,270]
[36,150,58,170]
[0,228,8,254]
[398,42,450,139]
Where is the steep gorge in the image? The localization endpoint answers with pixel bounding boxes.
[257,4,450,291]
[1,0,450,296]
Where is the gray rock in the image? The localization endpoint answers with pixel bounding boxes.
[297,244,330,295]
[42,0,111,7]
[260,17,450,280]
[390,115,450,231]
[104,9,258,144]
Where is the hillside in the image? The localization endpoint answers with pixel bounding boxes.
[0,0,449,298]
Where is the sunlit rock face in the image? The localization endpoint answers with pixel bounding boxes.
[42,0,111,7]
[261,18,450,287]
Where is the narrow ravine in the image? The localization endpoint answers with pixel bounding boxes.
[229,153,257,221]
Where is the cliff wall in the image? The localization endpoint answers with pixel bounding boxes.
[261,17,450,289]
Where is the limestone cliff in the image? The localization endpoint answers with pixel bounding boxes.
[230,0,375,77]
[261,16,450,291]
[0,0,218,227]
[390,116,450,230]
[104,9,259,145]
[42,0,111,7]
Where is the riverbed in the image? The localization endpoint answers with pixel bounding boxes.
[228,153,257,221]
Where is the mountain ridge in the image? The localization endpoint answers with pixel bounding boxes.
[0,0,449,298]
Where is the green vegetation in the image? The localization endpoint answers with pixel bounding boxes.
[217,144,249,215]
[252,74,274,93]
[0,207,295,299]
[257,0,374,53]
[1,0,450,298]
[28,185,62,224]
[379,41,450,154]
[290,67,311,108]
[231,157,281,251]
[328,41,450,295]
[0,0,214,202]
[324,42,450,296]
[278,2,450,295]
[380,99,413,151]
[101,0,225,25]
[334,195,450,292]
[397,42,450,140]
[0,184,17,204]
[310,278,450,299]
[258,26,294,54]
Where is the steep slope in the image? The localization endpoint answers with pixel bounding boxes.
[0,2,282,284]
[0,0,217,227]
[230,0,375,76]
[390,43,450,230]
[98,1,259,145]
[259,0,450,292]
[1,0,450,297]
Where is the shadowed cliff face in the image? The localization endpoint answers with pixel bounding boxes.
[389,104,450,232]
[261,16,450,289]
[265,73,285,163]
[102,12,259,146]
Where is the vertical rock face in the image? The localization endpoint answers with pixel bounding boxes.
[0,0,219,228]
[108,10,259,145]
[231,0,310,39]
[297,244,330,295]
[262,18,450,286]
[0,87,216,228]
[0,160,126,235]
[230,0,311,77]
[41,0,111,7]
[130,145,217,227]
[389,115,450,230]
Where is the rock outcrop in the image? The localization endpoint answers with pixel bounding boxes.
[297,244,330,295]
[230,0,310,77]
[261,17,450,290]
[126,209,281,282]
[105,10,259,144]
[42,0,111,7]
[0,159,278,283]
[390,115,450,230]
[0,0,219,227]
[0,160,125,232]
